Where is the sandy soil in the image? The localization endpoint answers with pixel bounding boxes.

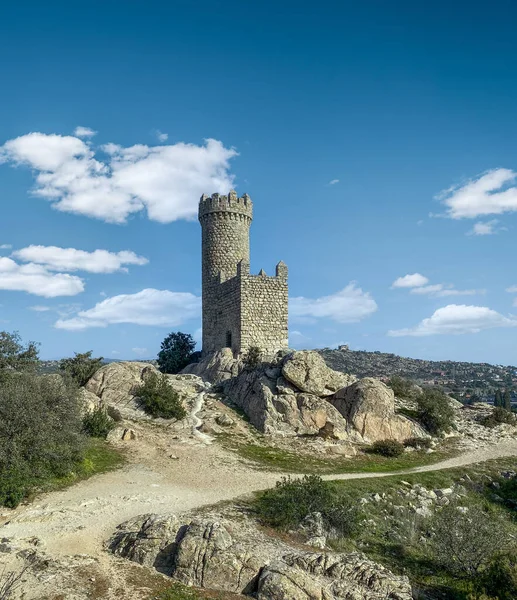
[2,417,517,599]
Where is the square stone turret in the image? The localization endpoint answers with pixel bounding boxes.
[199,191,288,356]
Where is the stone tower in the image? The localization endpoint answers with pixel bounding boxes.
[199,190,288,356]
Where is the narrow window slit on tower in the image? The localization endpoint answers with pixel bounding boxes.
[226,331,232,349]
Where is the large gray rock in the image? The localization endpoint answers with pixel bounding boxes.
[109,515,412,599]
[109,513,181,572]
[257,552,412,600]
[181,348,243,384]
[222,366,352,439]
[331,378,426,443]
[282,351,356,397]
[173,520,266,593]
[85,362,204,420]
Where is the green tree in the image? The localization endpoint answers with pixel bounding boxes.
[415,388,455,435]
[0,331,39,381]
[157,332,196,374]
[59,351,104,387]
[504,389,512,411]
[495,389,503,408]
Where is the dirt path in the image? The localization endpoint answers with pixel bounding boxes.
[2,427,517,599]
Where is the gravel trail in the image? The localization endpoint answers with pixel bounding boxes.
[2,427,517,599]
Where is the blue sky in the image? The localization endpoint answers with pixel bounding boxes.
[1,0,517,363]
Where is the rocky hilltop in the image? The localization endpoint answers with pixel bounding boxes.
[318,347,517,399]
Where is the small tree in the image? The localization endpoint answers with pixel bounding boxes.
[430,503,513,577]
[157,332,196,374]
[59,351,104,387]
[242,346,262,370]
[0,331,39,381]
[416,388,455,435]
[495,389,503,408]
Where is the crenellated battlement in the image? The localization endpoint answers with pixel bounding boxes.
[198,190,253,221]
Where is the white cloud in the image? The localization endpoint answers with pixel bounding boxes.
[156,130,168,142]
[290,283,377,324]
[394,274,483,297]
[0,257,84,297]
[328,179,339,185]
[506,285,517,293]
[0,244,12,249]
[74,126,97,138]
[467,219,501,236]
[55,288,201,330]
[410,284,483,297]
[13,245,148,273]
[410,284,445,295]
[0,132,237,224]
[29,305,51,311]
[388,304,517,337]
[132,347,148,356]
[439,168,517,219]
[392,273,429,288]
[111,350,120,355]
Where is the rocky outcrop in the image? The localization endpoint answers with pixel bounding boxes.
[85,362,205,420]
[181,348,243,384]
[78,387,100,414]
[257,553,412,600]
[173,520,268,593]
[282,351,356,396]
[222,364,353,439]
[109,514,412,599]
[331,378,426,443]
[109,513,181,571]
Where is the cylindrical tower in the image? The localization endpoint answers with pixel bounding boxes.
[198,190,253,355]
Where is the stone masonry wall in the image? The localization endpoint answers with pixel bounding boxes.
[240,272,288,354]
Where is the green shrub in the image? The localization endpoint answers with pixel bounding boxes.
[416,388,455,435]
[404,437,432,450]
[82,406,115,438]
[0,373,84,507]
[255,475,360,536]
[242,346,262,370]
[135,372,186,420]
[476,549,517,600]
[370,439,405,457]
[481,406,516,429]
[387,376,415,399]
[59,351,104,387]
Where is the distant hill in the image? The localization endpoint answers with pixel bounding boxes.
[317,347,517,398]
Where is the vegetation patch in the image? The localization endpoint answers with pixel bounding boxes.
[218,434,458,474]
[135,372,187,420]
[82,405,115,438]
[481,406,516,428]
[415,388,456,434]
[59,350,104,387]
[324,458,517,599]
[369,439,405,457]
[153,582,244,599]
